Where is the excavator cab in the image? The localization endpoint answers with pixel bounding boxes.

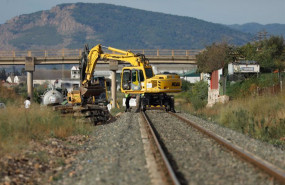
[121,66,154,93]
[122,68,142,91]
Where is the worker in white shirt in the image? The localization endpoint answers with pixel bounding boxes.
[24,97,31,109]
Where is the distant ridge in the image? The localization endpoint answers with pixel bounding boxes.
[228,23,285,38]
[0,3,252,50]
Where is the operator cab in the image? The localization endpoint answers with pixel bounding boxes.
[121,67,153,91]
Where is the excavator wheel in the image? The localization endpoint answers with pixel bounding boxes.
[170,96,176,113]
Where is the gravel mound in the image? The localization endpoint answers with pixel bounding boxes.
[58,112,150,185]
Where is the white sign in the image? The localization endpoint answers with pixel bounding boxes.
[122,98,137,107]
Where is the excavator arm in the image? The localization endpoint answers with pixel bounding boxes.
[81,44,103,86]
[81,44,147,87]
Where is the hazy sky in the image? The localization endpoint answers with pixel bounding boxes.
[0,0,284,25]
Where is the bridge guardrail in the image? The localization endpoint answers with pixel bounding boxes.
[0,49,201,58]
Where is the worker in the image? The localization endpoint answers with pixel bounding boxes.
[125,93,131,112]
[24,97,31,109]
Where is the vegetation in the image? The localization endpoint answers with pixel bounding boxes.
[176,80,208,111]
[228,23,285,38]
[239,35,285,72]
[218,94,285,146]
[196,42,232,73]
[0,104,92,155]
[226,73,281,98]
[191,92,285,148]
[0,84,93,156]
[179,35,285,147]
[9,26,63,50]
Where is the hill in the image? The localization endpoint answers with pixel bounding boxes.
[0,3,252,50]
[228,23,285,38]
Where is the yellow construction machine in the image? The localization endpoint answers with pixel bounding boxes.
[68,44,107,105]
[86,44,182,112]
[55,45,109,125]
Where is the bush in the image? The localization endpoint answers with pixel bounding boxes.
[181,79,193,91]
[227,73,280,99]
[187,81,208,110]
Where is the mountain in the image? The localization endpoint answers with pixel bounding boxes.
[228,23,285,38]
[0,3,252,50]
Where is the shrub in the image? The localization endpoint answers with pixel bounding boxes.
[188,81,208,110]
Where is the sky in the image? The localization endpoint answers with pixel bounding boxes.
[0,0,284,25]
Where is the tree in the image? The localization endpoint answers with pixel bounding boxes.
[0,68,7,80]
[196,42,232,73]
[239,35,285,72]
[196,42,233,95]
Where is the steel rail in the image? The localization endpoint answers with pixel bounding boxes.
[141,111,180,185]
[169,112,285,184]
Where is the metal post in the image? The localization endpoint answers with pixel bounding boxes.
[111,70,116,108]
[27,72,33,100]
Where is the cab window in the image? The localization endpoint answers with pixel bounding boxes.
[145,68,154,78]
[139,70,144,81]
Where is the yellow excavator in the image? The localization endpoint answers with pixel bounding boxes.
[68,44,107,105]
[79,44,182,112]
[59,45,109,124]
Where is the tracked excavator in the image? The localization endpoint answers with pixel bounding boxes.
[86,44,182,112]
[54,45,110,124]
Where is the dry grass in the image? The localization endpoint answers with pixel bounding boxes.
[177,91,285,147]
[0,104,93,156]
[217,93,285,144]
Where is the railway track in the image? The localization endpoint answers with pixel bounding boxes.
[140,110,285,185]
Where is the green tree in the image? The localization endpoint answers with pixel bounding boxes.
[196,42,234,94]
[239,36,285,72]
[196,42,232,73]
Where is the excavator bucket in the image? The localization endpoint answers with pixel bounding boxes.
[80,85,105,98]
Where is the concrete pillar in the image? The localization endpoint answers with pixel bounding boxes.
[25,56,35,100]
[111,70,116,108]
[27,71,33,100]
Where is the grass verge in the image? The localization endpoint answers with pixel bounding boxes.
[0,103,93,156]
[176,92,285,148]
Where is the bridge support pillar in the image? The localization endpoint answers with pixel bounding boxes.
[27,72,33,99]
[109,61,118,109]
[25,57,35,100]
[111,70,117,108]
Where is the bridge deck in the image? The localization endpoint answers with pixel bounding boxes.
[0,49,199,65]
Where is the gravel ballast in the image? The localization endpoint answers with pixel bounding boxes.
[147,110,282,185]
[180,113,285,170]
[59,112,151,185]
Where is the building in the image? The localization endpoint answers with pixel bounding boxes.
[6,75,26,85]
[71,66,80,79]
[33,69,70,89]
